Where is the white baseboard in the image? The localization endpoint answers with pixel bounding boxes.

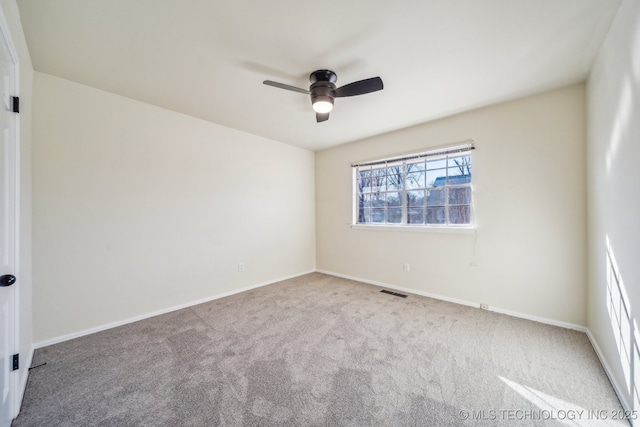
[34,270,315,349]
[15,344,34,416]
[34,268,587,348]
[29,268,632,426]
[585,328,633,417]
[488,306,586,332]
[27,268,632,423]
[316,269,586,332]
[317,271,638,419]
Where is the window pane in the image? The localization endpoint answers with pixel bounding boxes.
[372,175,386,191]
[387,165,404,190]
[371,209,385,223]
[426,158,447,170]
[386,192,402,207]
[371,167,386,181]
[406,161,425,173]
[426,207,446,224]
[357,178,372,193]
[408,208,424,224]
[358,168,372,179]
[406,190,425,207]
[371,193,385,207]
[358,208,371,223]
[448,187,471,205]
[386,180,402,191]
[449,205,471,224]
[387,208,402,223]
[426,188,445,206]
[448,156,471,185]
[426,168,446,188]
[358,194,371,208]
[448,155,471,168]
[447,165,472,186]
[386,167,403,190]
[406,171,425,189]
[369,168,385,191]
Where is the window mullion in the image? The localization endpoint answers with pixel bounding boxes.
[402,162,407,224]
[445,155,449,225]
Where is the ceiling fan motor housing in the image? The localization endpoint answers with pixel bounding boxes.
[310,81,335,106]
[309,70,337,108]
[309,70,337,84]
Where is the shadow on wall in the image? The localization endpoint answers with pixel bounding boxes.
[606,235,640,413]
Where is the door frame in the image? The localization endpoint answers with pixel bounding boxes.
[0,2,21,422]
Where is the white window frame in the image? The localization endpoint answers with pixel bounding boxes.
[351,141,475,231]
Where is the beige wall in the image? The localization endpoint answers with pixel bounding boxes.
[587,0,640,414]
[316,84,587,326]
[32,72,316,343]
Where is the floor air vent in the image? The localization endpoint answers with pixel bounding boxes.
[380,290,408,298]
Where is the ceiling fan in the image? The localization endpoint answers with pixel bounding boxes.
[263,70,383,123]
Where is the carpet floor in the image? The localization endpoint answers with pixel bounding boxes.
[13,273,626,426]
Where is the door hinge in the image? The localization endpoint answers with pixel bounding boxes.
[12,354,19,371]
[11,96,19,113]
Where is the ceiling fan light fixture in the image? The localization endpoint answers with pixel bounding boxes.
[312,96,333,113]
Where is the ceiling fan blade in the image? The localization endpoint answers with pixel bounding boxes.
[316,112,330,123]
[334,77,383,98]
[263,80,310,95]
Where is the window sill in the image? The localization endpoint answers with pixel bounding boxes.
[350,224,476,234]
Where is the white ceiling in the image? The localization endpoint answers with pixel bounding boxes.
[17,0,621,151]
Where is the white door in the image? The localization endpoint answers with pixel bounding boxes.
[0,7,17,426]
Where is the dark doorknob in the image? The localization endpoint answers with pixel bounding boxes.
[0,275,16,287]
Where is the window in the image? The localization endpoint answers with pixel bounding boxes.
[353,142,474,227]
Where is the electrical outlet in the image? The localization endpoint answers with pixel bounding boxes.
[238,263,245,272]
[403,263,410,272]
[480,303,488,310]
